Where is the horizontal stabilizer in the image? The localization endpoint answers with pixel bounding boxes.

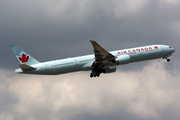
[19,64,36,70]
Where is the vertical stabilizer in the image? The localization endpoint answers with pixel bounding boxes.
[10,45,40,65]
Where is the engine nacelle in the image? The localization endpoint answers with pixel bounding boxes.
[103,66,116,74]
[115,55,130,65]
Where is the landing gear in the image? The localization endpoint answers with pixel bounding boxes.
[163,57,170,62]
[90,73,100,78]
[97,74,100,77]
[167,59,170,62]
[90,73,93,78]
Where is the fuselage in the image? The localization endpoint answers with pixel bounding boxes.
[15,44,175,75]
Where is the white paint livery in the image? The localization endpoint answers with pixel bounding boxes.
[10,41,175,77]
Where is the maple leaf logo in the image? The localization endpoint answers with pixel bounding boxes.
[19,54,29,63]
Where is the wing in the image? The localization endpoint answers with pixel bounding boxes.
[90,40,116,68]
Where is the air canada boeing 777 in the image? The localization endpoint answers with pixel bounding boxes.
[10,41,175,77]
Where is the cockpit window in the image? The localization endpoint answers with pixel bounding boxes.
[169,46,171,48]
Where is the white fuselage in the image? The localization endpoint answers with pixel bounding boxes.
[15,45,175,75]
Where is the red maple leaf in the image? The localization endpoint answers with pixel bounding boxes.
[19,54,29,63]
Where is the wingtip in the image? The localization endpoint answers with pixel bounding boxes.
[10,45,15,47]
[90,40,96,43]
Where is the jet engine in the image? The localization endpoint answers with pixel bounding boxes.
[103,66,116,73]
[114,55,130,65]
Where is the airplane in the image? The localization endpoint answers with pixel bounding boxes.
[10,41,175,78]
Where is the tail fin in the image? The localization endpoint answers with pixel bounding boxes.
[10,45,40,65]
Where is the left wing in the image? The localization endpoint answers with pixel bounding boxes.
[90,40,116,68]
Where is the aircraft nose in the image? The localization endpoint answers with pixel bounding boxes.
[171,48,175,53]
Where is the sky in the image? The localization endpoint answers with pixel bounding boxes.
[0,0,180,120]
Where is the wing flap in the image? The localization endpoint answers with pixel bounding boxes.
[19,64,36,70]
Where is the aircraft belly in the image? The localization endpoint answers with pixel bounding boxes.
[54,63,84,74]
[129,54,143,62]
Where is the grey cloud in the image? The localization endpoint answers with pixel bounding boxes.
[0,61,180,120]
[0,0,179,69]
[0,1,179,68]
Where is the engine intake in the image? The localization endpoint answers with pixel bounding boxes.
[115,55,130,65]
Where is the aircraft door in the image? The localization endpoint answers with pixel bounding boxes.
[45,64,49,70]
[139,50,143,55]
[138,49,143,55]
[74,59,79,65]
[161,46,164,52]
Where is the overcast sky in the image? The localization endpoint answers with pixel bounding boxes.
[0,0,180,120]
